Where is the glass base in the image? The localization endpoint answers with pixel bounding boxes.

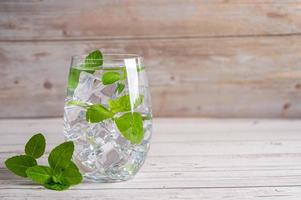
[82,166,138,182]
[75,149,148,182]
[84,174,134,183]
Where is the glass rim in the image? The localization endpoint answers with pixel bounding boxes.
[71,53,142,61]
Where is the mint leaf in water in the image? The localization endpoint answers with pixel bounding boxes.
[86,104,113,123]
[83,49,103,68]
[115,83,125,94]
[67,68,81,91]
[67,68,95,92]
[68,67,95,92]
[109,95,143,114]
[25,133,45,159]
[102,72,121,85]
[115,112,144,144]
[5,155,37,177]
[67,100,89,108]
[26,165,52,184]
[68,49,103,91]
[48,141,74,174]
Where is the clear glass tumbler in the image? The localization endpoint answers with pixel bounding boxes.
[63,52,152,182]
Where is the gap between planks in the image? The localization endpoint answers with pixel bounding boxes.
[1,32,301,43]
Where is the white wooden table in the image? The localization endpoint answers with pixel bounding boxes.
[1,118,301,199]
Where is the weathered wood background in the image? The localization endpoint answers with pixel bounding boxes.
[1,0,301,118]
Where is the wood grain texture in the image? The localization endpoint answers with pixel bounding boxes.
[0,36,301,118]
[1,0,301,118]
[1,118,301,199]
[1,0,301,40]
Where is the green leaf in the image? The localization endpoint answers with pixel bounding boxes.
[48,141,74,174]
[86,104,113,123]
[115,83,125,94]
[5,155,37,177]
[26,165,52,184]
[102,72,121,85]
[114,112,144,144]
[67,68,94,92]
[68,49,103,91]
[60,161,82,185]
[25,133,46,159]
[44,182,70,191]
[109,95,143,114]
[66,100,89,108]
[84,49,103,68]
[67,68,81,91]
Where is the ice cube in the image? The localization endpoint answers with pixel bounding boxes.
[65,122,88,141]
[64,105,86,127]
[86,123,111,147]
[101,84,117,97]
[74,143,96,171]
[73,71,103,103]
[96,142,125,170]
[64,105,88,140]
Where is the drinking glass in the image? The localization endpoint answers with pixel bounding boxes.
[63,53,152,182]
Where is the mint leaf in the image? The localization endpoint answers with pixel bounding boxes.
[25,133,45,159]
[114,112,144,144]
[86,104,113,123]
[67,68,94,92]
[102,72,121,85]
[84,49,103,68]
[68,49,103,91]
[109,95,143,114]
[67,100,89,108]
[115,83,125,94]
[67,68,81,91]
[5,155,37,177]
[48,141,74,174]
[60,161,82,185]
[26,165,52,184]
[44,182,70,191]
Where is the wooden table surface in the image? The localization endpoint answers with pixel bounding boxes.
[1,118,301,199]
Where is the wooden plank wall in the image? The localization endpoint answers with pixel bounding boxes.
[0,0,301,118]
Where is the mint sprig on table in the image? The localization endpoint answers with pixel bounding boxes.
[5,133,82,191]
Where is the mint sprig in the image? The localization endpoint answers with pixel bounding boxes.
[83,94,145,144]
[71,93,146,144]
[4,133,82,191]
